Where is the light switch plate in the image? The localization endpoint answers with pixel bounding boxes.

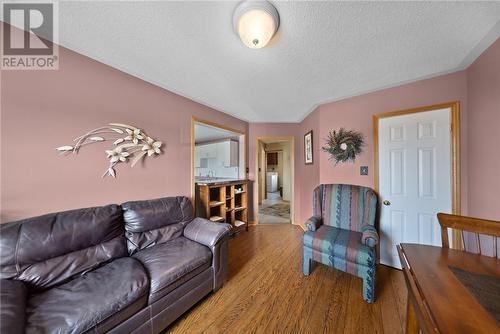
[360,166,368,175]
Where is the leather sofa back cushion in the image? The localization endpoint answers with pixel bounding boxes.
[122,197,193,253]
[0,205,127,290]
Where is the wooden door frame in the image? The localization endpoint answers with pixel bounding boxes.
[191,117,246,201]
[372,101,461,249]
[255,136,295,225]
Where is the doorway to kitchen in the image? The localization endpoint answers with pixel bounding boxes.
[256,137,294,224]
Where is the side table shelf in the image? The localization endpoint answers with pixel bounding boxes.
[196,180,249,233]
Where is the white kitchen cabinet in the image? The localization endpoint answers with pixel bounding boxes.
[195,146,200,167]
[217,140,238,167]
[216,142,226,167]
[199,144,216,159]
[208,144,217,159]
[195,144,216,167]
[194,145,207,167]
[195,140,238,169]
[229,141,238,167]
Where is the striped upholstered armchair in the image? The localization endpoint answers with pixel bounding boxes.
[303,184,379,303]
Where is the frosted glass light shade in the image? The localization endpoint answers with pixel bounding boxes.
[233,1,279,49]
[238,9,276,49]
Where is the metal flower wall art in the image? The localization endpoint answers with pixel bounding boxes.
[56,123,162,178]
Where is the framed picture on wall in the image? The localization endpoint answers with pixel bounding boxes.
[304,130,313,165]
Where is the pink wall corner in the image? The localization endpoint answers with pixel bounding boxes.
[316,71,469,215]
[296,110,320,224]
[1,44,247,222]
[466,37,500,221]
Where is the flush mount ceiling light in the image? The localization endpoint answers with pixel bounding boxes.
[233,0,280,49]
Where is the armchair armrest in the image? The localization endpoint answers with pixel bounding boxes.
[361,225,379,247]
[184,217,232,247]
[305,216,322,232]
[1,279,27,334]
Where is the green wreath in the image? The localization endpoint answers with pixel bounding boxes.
[322,128,364,164]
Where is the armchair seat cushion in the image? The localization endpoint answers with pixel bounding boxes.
[133,236,212,304]
[25,257,149,334]
[303,225,374,267]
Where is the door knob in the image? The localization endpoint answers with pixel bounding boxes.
[383,200,391,206]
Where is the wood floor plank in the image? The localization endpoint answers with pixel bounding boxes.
[326,272,352,333]
[343,274,384,334]
[377,266,406,334]
[166,225,406,334]
[389,265,408,328]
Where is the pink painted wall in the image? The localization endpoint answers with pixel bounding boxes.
[1,44,247,222]
[2,19,498,232]
[467,37,500,221]
[316,71,469,214]
[296,111,320,224]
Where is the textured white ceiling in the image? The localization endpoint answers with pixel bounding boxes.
[56,1,500,122]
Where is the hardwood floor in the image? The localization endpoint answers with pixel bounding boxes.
[167,225,407,334]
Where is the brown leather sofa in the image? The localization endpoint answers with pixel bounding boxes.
[0,196,232,333]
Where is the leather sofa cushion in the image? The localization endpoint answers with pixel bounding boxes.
[25,257,149,334]
[0,279,27,334]
[0,205,127,290]
[303,225,375,267]
[122,197,194,253]
[16,237,126,291]
[133,236,212,303]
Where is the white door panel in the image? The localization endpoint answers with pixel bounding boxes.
[379,108,452,268]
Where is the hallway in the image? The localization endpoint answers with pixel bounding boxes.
[258,192,290,224]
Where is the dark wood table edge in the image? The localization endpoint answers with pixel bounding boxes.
[397,244,440,334]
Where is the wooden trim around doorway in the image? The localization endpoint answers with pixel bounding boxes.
[372,101,461,249]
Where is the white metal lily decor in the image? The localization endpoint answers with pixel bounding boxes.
[56,123,162,178]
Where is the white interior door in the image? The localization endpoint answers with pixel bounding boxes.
[378,108,452,268]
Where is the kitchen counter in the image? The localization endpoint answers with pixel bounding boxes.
[195,178,249,186]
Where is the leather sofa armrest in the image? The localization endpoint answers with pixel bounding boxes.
[305,216,322,232]
[1,279,27,334]
[184,218,232,291]
[184,217,232,247]
[361,225,379,247]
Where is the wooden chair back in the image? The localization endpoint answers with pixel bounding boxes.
[437,213,500,257]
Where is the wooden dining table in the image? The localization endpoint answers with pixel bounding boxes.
[397,243,500,334]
